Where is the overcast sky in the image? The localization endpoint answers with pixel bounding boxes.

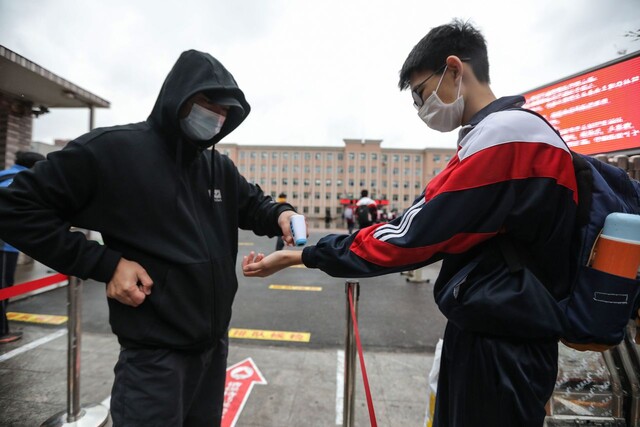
[1,0,638,150]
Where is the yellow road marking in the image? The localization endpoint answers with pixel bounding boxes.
[7,312,68,325]
[269,284,322,291]
[229,328,310,342]
[238,242,254,246]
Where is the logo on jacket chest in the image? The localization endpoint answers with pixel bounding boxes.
[208,188,222,202]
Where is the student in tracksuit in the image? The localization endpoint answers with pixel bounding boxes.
[243,20,577,427]
[0,50,297,426]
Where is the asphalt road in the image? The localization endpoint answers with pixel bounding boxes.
[10,227,447,352]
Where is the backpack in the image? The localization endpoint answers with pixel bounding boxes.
[356,204,372,226]
[514,108,640,349]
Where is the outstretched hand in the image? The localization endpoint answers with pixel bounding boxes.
[242,250,303,277]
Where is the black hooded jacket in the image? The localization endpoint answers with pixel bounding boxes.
[0,50,294,349]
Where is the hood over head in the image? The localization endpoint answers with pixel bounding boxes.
[148,50,251,146]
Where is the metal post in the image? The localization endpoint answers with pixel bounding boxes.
[343,280,359,427]
[67,276,82,421]
[41,276,109,427]
[88,105,95,131]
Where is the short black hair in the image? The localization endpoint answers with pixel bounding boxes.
[398,19,490,90]
[278,192,286,198]
[361,189,368,197]
[15,151,45,168]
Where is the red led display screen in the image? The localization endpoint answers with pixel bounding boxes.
[522,52,640,155]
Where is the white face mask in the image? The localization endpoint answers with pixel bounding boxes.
[417,67,464,132]
[180,103,226,141]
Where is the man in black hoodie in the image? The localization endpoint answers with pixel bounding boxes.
[0,50,297,425]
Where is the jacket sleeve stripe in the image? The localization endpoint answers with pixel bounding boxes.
[352,225,495,267]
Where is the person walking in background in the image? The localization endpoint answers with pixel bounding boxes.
[0,151,45,344]
[343,204,355,234]
[275,192,288,251]
[355,189,377,228]
[0,50,297,425]
[242,19,579,427]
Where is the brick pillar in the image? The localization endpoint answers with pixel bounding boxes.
[0,93,34,168]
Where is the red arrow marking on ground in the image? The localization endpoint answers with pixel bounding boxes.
[222,357,267,427]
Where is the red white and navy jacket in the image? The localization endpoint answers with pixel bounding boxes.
[302,96,578,302]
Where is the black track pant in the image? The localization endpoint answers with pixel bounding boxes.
[434,322,558,427]
[110,334,228,426]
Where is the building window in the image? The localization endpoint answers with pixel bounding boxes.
[293,165,299,173]
[434,168,441,175]
[393,154,399,162]
[360,153,366,160]
[304,192,310,199]
[404,168,410,175]
[326,179,331,186]
[338,166,344,174]
[303,206,309,214]
[250,165,255,172]
[349,153,355,160]
[315,192,320,199]
[327,152,333,161]
[305,152,311,160]
[293,191,298,199]
[240,152,246,159]
[271,178,277,185]
[260,178,266,186]
[393,194,399,201]
[349,179,354,187]
[360,166,366,173]
[261,152,267,159]
[359,180,366,187]
[416,169,421,176]
[283,165,288,172]
[272,165,277,173]
[445,155,452,162]
[371,180,377,188]
[250,151,256,159]
[382,167,387,174]
[348,166,355,173]
[293,152,299,160]
[371,153,377,161]
[382,154,388,162]
[304,166,310,173]
[404,181,409,189]
[315,166,321,173]
[304,179,310,186]
[261,165,266,172]
[293,178,299,185]
[434,154,441,162]
[327,166,332,174]
[393,181,399,188]
[272,152,278,159]
[404,155,410,162]
[415,181,421,189]
[315,152,322,160]
[271,191,276,198]
[337,179,343,187]
[338,153,344,160]
[393,168,399,175]
[371,166,377,174]
[315,179,321,186]
[282,178,288,185]
[415,155,421,162]
[326,192,331,200]
[404,195,410,202]
[283,152,289,159]
[382,180,387,188]
[314,206,320,214]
